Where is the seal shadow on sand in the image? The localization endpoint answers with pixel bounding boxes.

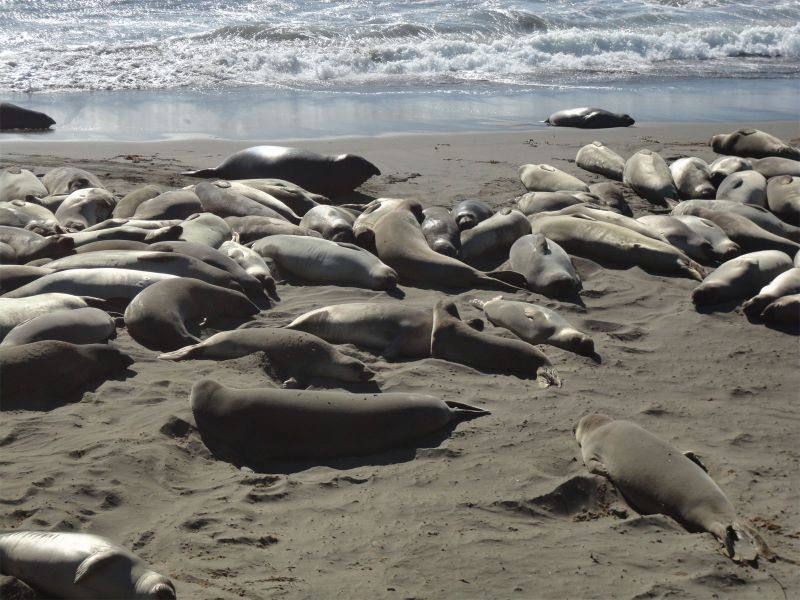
[0,367,138,412]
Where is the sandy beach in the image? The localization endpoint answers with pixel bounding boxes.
[1,120,799,599]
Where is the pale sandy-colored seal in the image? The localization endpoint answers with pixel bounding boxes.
[671,215,741,262]
[63,223,183,248]
[575,141,625,180]
[299,205,358,242]
[716,171,767,206]
[516,192,582,216]
[588,182,632,216]
[193,181,290,221]
[760,293,800,329]
[371,203,525,291]
[740,267,800,318]
[43,166,104,196]
[204,180,301,222]
[575,414,774,563]
[224,215,320,244]
[232,178,328,216]
[691,250,793,306]
[178,212,232,247]
[132,190,202,221]
[529,214,703,280]
[182,145,380,196]
[431,299,560,386]
[252,234,397,290]
[217,240,278,298]
[0,265,55,294]
[0,102,55,130]
[0,293,92,341]
[1,307,116,347]
[0,341,133,409]
[540,204,668,243]
[0,167,48,202]
[545,107,634,128]
[708,156,752,187]
[0,226,74,262]
[766,175,800,226]
[451,199,494,231]
[636,215,717,265]
[623,149,678,205]
[54,188,116,231]
[519,164,589,193]
[113,184,165,218]
[507,233,581,298]
[460,208,531,264]
[669,157,715,199]
[159,327,374,387]
[125,278,259,351]
[190,380,488,464]
[671,199,800,243]
[421,206,461,258]
[0,199,62,235]
[0,530,176,598]
[286,302,432,359]
[750,156,800,179]
[472,296,595,358]
[710,128,800,160]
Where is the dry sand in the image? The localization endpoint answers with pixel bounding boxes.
[1,121,799,599]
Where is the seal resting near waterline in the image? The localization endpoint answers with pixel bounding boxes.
[575,414,774,564]
[182,145,380,196]
[545,107,634,129]
[0,530,176,598]
[190,380,489,464]
[0,102,55,131]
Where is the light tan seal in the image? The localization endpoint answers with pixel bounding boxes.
[575,414,774,564]
[0,530,176,599]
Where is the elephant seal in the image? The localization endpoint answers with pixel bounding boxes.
[431,299,560,386]
[671,199,800,242]
[113,184,165,218]
[252,234,397,290]
[575,141,625,180]
[760,293,800,329]
[224,215,321,243]
[766,175,800,226]
[0,103,55,130]
[460,208,531,264]
[542,204,669,244]
[636,215,717,264]
[352,198,423,251]
[43,167,104,196]
[740,267,800,318]
[0,226,73,262]
[672,215,740,262]
[0,199,61,235]
[529,214,703,280]
[286,302,432,359]
[691,250,793,306]
[63,224,182,248]
[708,156,752,187]
[0,341,133,408]
[716,171,767,206]
[519,164,589,193]
[159,327,374,387]
[217,240,278,298]
[623,149,678,205]
[54,188,116,231]
[575,414,773,564]
[0,530,176,598]
[517,192,582,216]
[190,380,488,464]
[0,167,48,202]
[669,157,715,199]
[205,180,301,223]
[751,156,800,179]
[125,278,260,351]
[0,293,92,341]
[132,190,202,221]
[372,203,525,291]
[451,199,494,231]
[178,213,232,247]
[544,107,634,128]
[1,307,116,347]
[421,206,461,258]
[588,182,632,216]
[233,178,327,216]
[472,297,595,358]
[0,265,55,294]
[3,268,177,302]
[182,146,380,196]
[193,181,289,221]
[710,128,800,160]
[508,233,581,298]
[299,205,357,242]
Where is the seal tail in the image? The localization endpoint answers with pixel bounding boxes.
[537,366,562,389]
[182,168,219,178]
[158,344,199,361]
[445,400,490,421]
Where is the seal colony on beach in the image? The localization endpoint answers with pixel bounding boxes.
[1,119,799,597]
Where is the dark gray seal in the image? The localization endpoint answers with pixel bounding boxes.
[508,233,581,298]
[450,199,494,231]
[545,107,634,128]
[421,206,461,258]
[124,278,260,351]
[0,103,55,130]
[190,380,488,464]
[575,414,774,564]
[0,530,176,598]
[182,145,380,196]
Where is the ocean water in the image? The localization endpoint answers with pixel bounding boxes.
[1,0,798,139]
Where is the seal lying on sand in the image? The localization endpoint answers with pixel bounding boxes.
[575,414,774,564]
[691,250,793,307]
[545,108,634,129]
[182,145,380,196]
[0,530,176,598]
[0,167,48,202]
[0,103,55,131]
[710,128,800,160]
[1,307,116,347]
[190,380,489,464]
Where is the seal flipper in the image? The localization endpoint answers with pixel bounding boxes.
[682,450,708,473]
[182,168,219,178]
[74,550,130,584]
[445,400,490,421]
